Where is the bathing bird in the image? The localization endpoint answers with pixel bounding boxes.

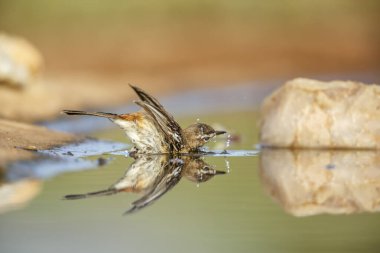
[63,85,226,154]
[63,155,225,214]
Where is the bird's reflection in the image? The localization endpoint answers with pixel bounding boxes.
[64,155,225,214]
[260,148,380,216]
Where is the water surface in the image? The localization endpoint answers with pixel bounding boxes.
[1,109,380,253]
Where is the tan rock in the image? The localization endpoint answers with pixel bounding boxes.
[260,78,380,149]
[0,33,43,87]
[0,119,79,168]
[260,148,380,216]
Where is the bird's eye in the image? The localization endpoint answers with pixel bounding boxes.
[202,166,210,171]
[203,136,210,141]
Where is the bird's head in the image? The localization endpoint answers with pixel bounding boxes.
[183,123,226,151]
[183,156,226,183]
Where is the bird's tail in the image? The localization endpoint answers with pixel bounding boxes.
[63,189,117,200]
[62,110,118,119]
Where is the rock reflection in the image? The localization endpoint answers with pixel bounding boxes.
[64,155,225,214]
[0,179,42,214]
[260,148,380,216]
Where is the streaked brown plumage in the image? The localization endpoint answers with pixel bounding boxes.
[63,155,225,214]
[63,85,226,154]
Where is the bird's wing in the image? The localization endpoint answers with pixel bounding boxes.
[130,85,184,152]
[123,158,184,215]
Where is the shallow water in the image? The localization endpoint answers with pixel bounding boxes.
[1,108,380,253]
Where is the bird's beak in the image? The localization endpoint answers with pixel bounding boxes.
[215,130,227,136]
[214,170,226,175]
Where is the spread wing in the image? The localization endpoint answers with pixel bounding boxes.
[123,157,184,215]
[130,84,184,152]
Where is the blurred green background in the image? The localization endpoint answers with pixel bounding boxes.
[1,0,379,85]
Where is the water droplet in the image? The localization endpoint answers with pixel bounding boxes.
[225,134,231,149]
[225,159,230,173]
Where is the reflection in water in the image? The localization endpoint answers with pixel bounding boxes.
[64,155,226,214]
[0,180,41,214]
[260,148,380,216]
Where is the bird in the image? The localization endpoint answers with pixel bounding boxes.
[63,154,226,214]
[125,155,225,214]
[63,85,226,154]
[63,155,178,201]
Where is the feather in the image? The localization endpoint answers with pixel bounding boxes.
[131,86,184,152]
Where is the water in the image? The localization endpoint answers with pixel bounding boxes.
[1,110,380,252]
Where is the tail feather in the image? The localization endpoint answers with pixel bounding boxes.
[64,189,117,200]
[62,110,118,119]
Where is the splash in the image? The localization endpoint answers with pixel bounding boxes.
[225,159,231,174]
[225,134,231,149]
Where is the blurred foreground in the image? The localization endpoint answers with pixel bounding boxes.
[1,110,380,253]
